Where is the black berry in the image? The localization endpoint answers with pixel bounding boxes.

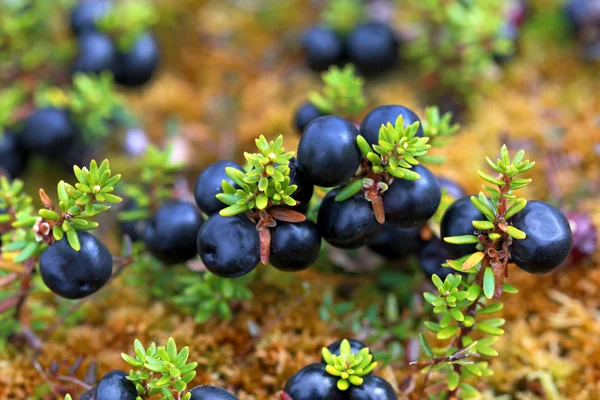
[287,157,314,213]
[294,102,325,135]
[322,339,367,362]
[298,116,361,187]
[189,385,239,400]
[347,374,398,400]
[283,363,345,400]
[142,200,203,265]
[367,224,421,259]
[0,130,28,178]
[509,201,573,274]
[383,165,441,228]
[70,0,111,36]
[359,105,423,147]
[317,189,381,249]
[71,31,117,75]
[418,236,454,280]
[194,160,243,215]
[346,22,398,76]
[21,108,78,157]
[95,370,137,400]
[302,26,345,72]
[270,220,321,272]
[437,177,465,200]
[39,232,112,300]
[79,388,95,400]
[197,214,259,278]
[440,195,485,258]
[114,32,160,87]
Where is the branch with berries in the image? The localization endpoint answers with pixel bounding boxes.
[413,146,573,399]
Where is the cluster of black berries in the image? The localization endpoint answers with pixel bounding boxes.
[71,0,159,87]
[442,197,573,274]
[302,21,398,76]
[194,158,320,277]
[564,0,600,61]
[80,370,238,400]
[283,339,397,400]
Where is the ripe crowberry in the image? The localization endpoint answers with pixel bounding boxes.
[418,236,454,280]
[283,363,345,400]
[509,201,573,274]
[197,214,259,278]
[298,116,361,187]
[440,195,485,258]
[367,224,421,260]
[142,200,203,265]
[95,370,137,400]
[294,102,325,135]
[114,32,160,87]
[194,160,243,215]
[21,108,78,156]
[71,32,117,75]
[347,375,398,400]
[0,131,28,178]
[346,22,398,76]
[39,232,112,300]
[383,165,441,228]
[302,27,345,72]
[70,0,111,36]
[189,385,239,400]
[317,189,381,249]
[359,105,423,147]
[287,157,314,213]
[270,220,321,272]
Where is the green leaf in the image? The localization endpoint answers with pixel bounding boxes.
[477,170,505,186]
[219,203,249,217]
[476,322,504,336]
[459,383,481,399]
[66,229,81,251]
[504,198,527,219]
[356,135,372,156]
[448,370,460,391]
[39,209,61,221]
[444,235,479,245]
[418,332,433,358]
[483,267,495,299]
[335,179,363,201]
[502,282,518,294]
[437,325,459,340]
[450,308,464,322]
[472,220,494,230]
[506,226,526,240]
[470,196,496,221]
[479,302,503,314]
[256,193,269,210]
[14,242,39,263]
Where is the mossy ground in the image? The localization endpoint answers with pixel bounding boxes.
[1,0,599,399]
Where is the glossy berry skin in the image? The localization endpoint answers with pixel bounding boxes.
[21,108,78,157]
[359,105,424,147]
[95,370,137,400]
[39,232,112,300]
[294,102,325,135]
[346,22,398,76]
[384,165,441,228]
[0,131,28,178]
[302,27,345,72]
[270,220,321,272]
[347,375,398,400]
[189,385,239,400]
[298,116,361,187]
[288,157,314,213]
[115,32,160,87]
[142,200,203,265]
[317,189,380,249]
[283,363,345,400]
[322,339,367,362]
[510,201,573,274]
[437,177,465,200]
[367,224,421,259]
[194,160,243,215]
[197,214,259,278]
[70,0,111,36]
[72,32,117,75]
[440,195,485,258]
[418,236,454,280]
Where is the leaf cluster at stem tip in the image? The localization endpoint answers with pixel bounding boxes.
[121,337,197,400]
[217,135,297,216]
[308,65,367,117]
[322,339,378,391]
